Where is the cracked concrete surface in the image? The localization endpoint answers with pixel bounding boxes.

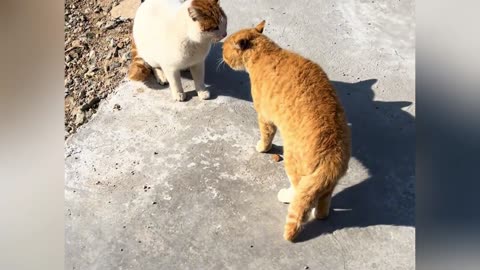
[65,0,415,269]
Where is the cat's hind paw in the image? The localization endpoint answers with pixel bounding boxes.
[277,188,294,203]
[197,90,210,100]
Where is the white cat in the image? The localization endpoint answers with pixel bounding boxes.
[130,0,227,101]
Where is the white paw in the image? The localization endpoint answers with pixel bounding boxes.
[256,140,272,153]
[197,90,210,100]
[156,78,168,86]
[172,92,187,102]
[277,188,294,203]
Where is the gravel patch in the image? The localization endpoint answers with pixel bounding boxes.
[64,0,134,139]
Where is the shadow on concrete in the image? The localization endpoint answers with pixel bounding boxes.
[143,42,252,102]
[144,45,415,242]
[204,43,253,101]
[205,43,416,240]
[296,79,415,242]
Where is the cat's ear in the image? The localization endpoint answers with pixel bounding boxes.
[255,20,266,33]
[235,39,251,51]
[188,7,203,22]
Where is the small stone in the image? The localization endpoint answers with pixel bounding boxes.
[152,202,157,205]
[70,52,79,59]
[304,266,309,270]
[121,51,131,62]
[74,110,85,125]
[113,104,121,110]
[88,50,95,60]
[88,65,99,72]
[71,39,82,48]
[110,62,121,70]
[86,32,95,39]
[84,72,95,78]
[95,181,101,185]
[154,151,158,155]
[104,21,119,30]
[272,154,282,162]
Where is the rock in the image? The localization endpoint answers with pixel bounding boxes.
[71,51,80,59]
[88,50,95,60]
[81,97,101,111]
[74,110,86,125]
[121,51,131,62]
[71,40,82,48]
[110,0,140,19]
[272,154,282,162]
[113,47,120,57]
[110,62,121,70]
[88,65,99,72]
[113,104,122,111]
[85,109,95,119]
[86,32,95,39]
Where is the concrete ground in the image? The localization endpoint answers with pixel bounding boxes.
[65,0,415,269]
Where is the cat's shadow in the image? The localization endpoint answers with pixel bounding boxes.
[143,42,252,102]
[295,79,415,242]
[207,48,415,241]
[205,45,415,241]
[145,44,415,242]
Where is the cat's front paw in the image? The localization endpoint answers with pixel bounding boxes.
[157,77,168,86]
[172,92,187,102]
[256,140,272,153]
[277,188,294,203]
[197,90,210,100]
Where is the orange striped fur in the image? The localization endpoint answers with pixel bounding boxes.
[128,39,151,81]
[188,0,226,32]
[223,21,351,241]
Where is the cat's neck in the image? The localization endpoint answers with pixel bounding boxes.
[244,37,282,71]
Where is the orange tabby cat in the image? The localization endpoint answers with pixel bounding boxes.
[222,21,351,241]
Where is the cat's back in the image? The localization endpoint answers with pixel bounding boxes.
[251,48,340,119]
[133,0,188,66]
[134,0,181,26]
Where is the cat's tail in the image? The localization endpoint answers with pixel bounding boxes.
[283,159,347,241]
[128,39,151,81]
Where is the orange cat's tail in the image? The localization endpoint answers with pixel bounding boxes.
[283,163,345,241]
[128,39,151,81]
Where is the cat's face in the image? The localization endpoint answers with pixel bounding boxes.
[222,21,266,71]
[188,0,227,42]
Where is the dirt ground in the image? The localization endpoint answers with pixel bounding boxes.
[64,0,134,139]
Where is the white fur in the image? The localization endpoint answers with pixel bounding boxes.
[133,0,227,101]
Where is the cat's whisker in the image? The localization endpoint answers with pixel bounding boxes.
[216,58,225,72]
